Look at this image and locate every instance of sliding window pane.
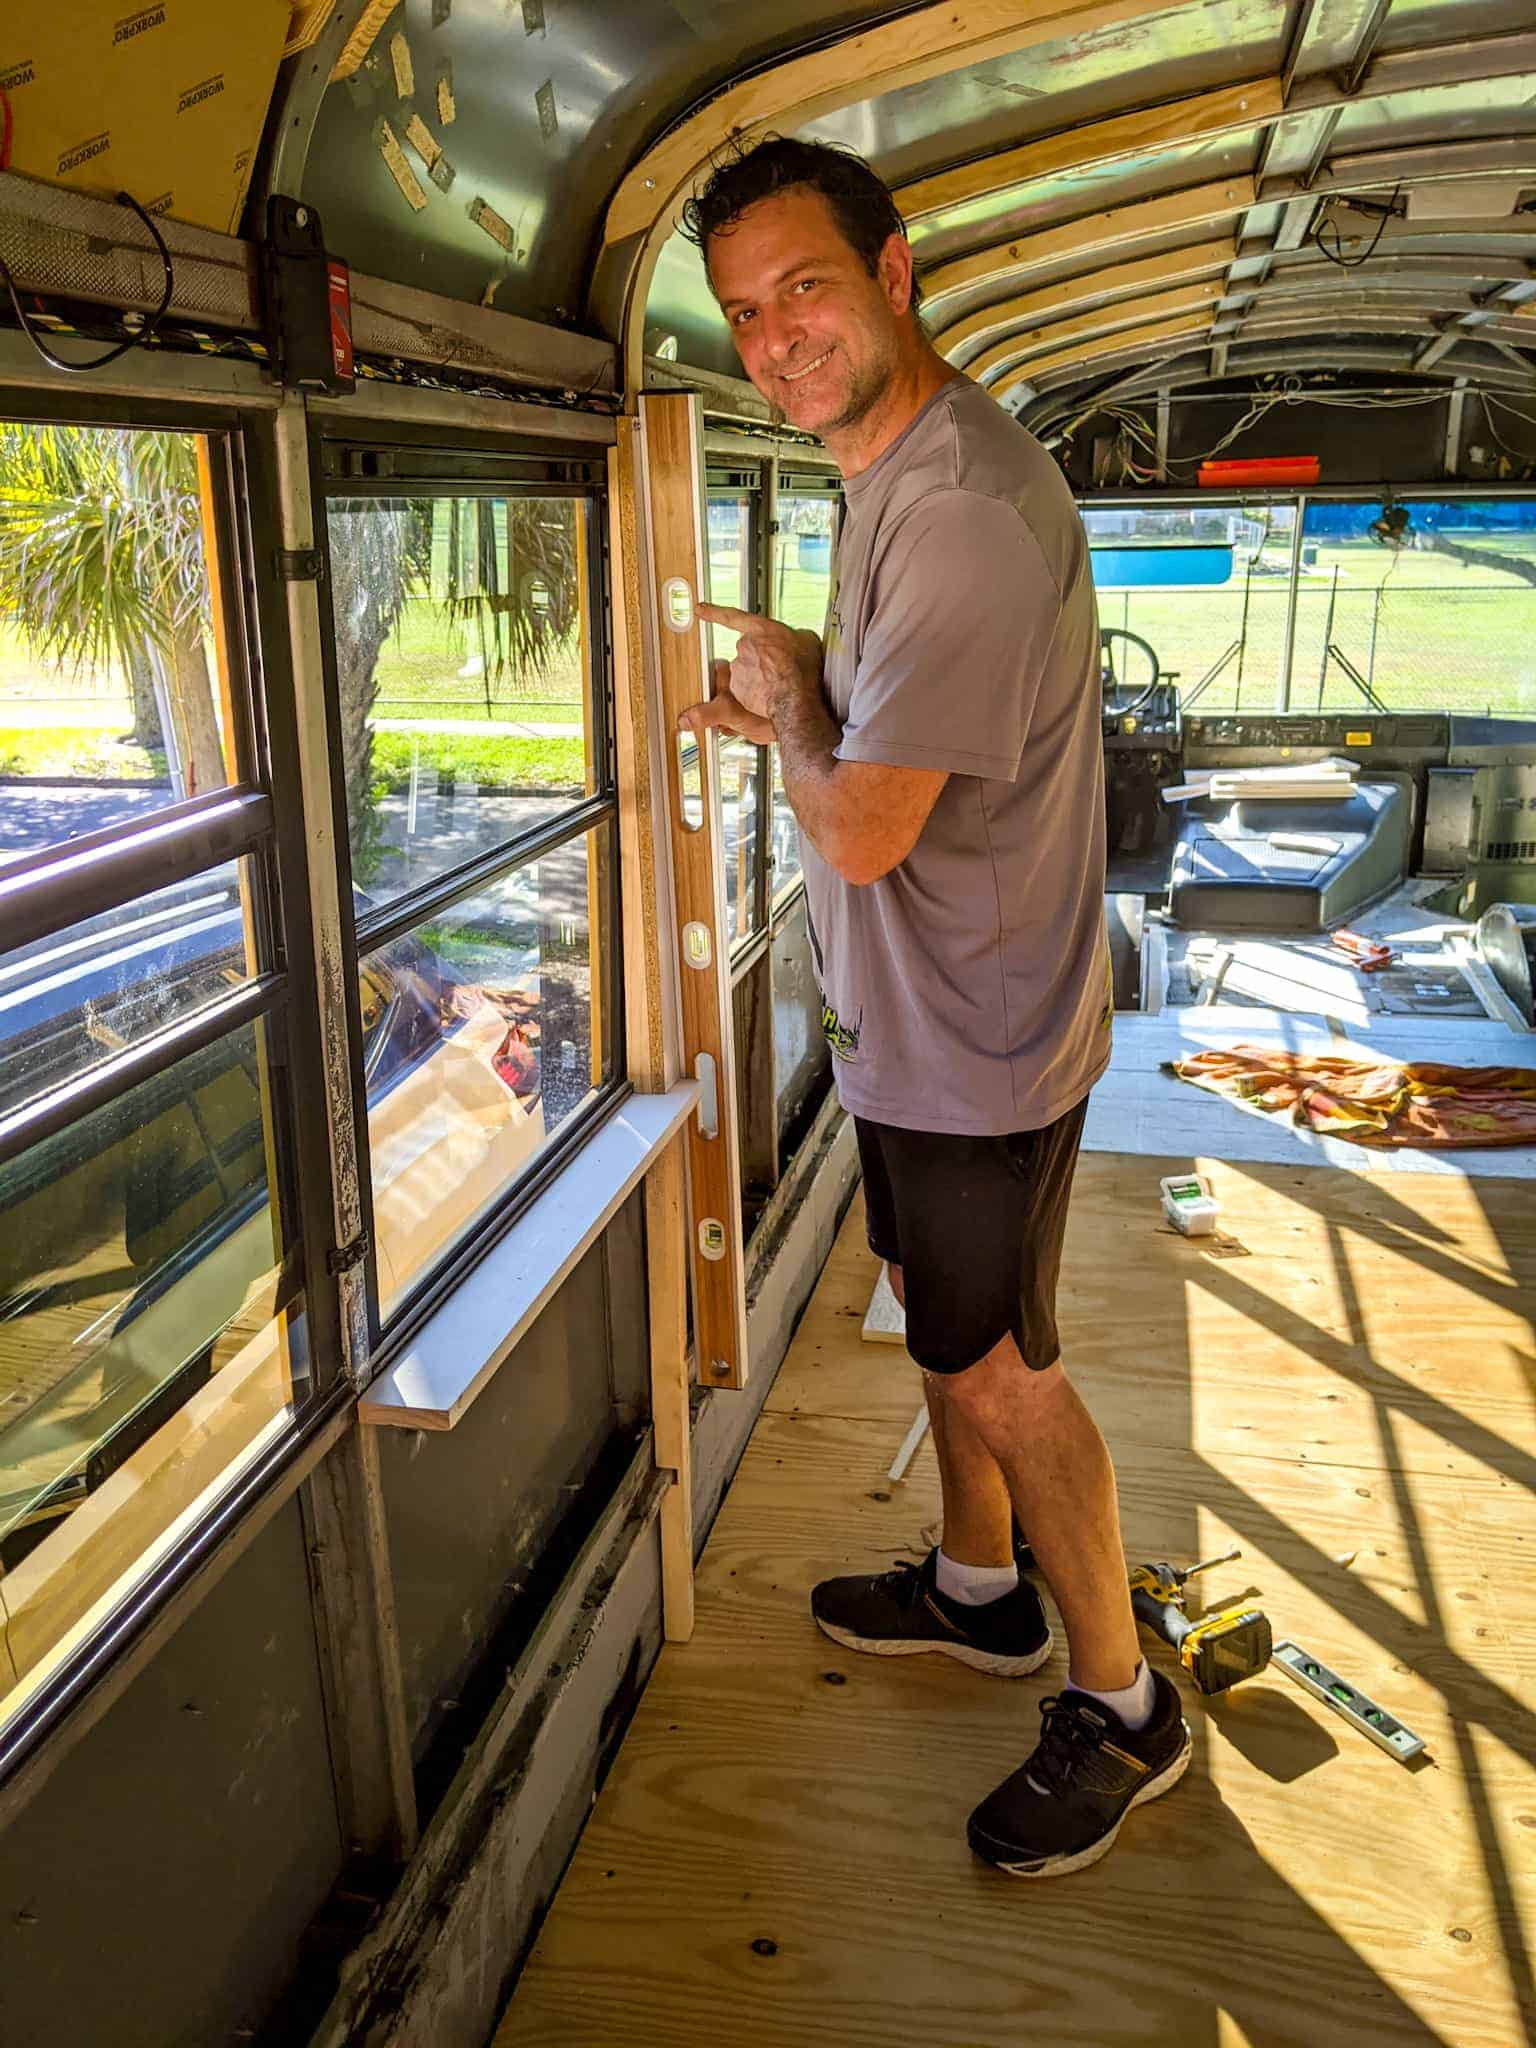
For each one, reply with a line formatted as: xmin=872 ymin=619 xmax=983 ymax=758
xmin=0 ymin=1017 xmax=302 ymax=1704
xmin=768 ymin=491 xmax=837 ymax=903
xmin=363 ymin=823 xmax=614 ymax=1316
xmin=720 ymin=741 xmax=762 ymax=945
xmin=326 ymin=495 xmax=599 ymax=909
xmin=0 ymin=422 xmax=233 ymax=860
xmin=707 ymin=490 xmax=764 ymax=948
xmin=0 ymin=860 xmax=255 ymax=1120
xmin=772 ymin=489 xmax=837 ymax=631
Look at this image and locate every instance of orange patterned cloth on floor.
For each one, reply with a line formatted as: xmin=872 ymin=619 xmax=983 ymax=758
xmin=1166 ymin=1046 xmax=1536 ymax=1148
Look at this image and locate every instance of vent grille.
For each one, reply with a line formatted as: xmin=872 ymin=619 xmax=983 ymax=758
xmin=1485 ymin=841 xmax=1536 ymax=863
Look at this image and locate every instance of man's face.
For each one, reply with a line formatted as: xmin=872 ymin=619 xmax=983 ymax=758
xmin=707 ymin=187 xmax=909 ymax=436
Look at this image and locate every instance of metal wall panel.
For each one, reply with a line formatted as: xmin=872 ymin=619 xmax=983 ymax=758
xmin=379 ymin=1192 xmax=648 ymax=1765
xmin=295 ymin=0 xmax=896 ymax=319
xmin=0 ymin=1500 xmax=342 ymax=2048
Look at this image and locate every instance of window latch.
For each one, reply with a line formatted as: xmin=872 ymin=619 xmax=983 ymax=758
xmin=327 ymin=1230 xmax=371 ymax=1277
xmin=275 ymin=547 xmax=326 ymax=582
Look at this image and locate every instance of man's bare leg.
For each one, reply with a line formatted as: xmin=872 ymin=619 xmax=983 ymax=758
xmin=889 ymin=1263 xmax=1012 ymax=1566
xmin=934 ymin=1333 xmax=1140 ymax=1692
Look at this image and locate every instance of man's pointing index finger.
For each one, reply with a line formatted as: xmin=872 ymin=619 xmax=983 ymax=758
xmin=696 ymin=601 xmax=763 ymax=633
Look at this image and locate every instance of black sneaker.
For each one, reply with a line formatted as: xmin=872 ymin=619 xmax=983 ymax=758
xmin=811 ymin=1549 xmax=1052 ymax=1677
xmin=967 ymin=1669 xmax=1191 ymax=1877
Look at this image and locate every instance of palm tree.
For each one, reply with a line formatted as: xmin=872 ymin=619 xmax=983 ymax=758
xmin=1 ymin=425 xmax=582 ymax=860
xmin=0 ymin=424 xmax=225 ymax=793
xmin=327 ymin=493 xmax=580 ymax=870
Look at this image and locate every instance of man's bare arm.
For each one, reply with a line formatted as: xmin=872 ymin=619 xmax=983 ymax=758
xmin=690 ymin=603 xmax=946 ymax=885
xmin=770 ymin=678 xmax=946 ymax=886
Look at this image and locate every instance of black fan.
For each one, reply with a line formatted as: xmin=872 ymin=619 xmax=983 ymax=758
xmin=1369 ymin=504 xmax=1413 ymax=550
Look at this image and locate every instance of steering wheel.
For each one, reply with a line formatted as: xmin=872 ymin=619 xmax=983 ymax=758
xmin=1100 ymin=626 xmax=1163 ymax=717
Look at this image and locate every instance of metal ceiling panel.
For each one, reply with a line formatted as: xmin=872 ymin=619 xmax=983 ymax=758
xmin=296 ymin=0 xmax=898 ymax=319
xmin=646 ymin=230 xmax=738 ymax=379
xmin=1333 ymin=76 xmax=1536 ymax=157
xmin=909 ymin=133 xmax=1258 ymax=265
xmin=1377 ymin=0 xmax=1536 ymax=56
xmin=799 ymin=0 xmax=1286 ymax=189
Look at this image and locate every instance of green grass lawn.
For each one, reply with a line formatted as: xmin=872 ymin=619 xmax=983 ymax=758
xmin=1096 ymin=539 xmax=1536 ymax=715
xmin=369 ymin=729 xmax=585 ymax=792
xmin=0 ymin=728 xmax=167 ymax=781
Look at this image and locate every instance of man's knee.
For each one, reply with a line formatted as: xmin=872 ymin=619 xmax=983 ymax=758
xmin=936 ymin=1339 xmax=1064 ymax=1421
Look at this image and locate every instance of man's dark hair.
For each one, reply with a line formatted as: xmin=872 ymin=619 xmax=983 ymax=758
xmin=679 ymin=134 xmax=923 ymax=314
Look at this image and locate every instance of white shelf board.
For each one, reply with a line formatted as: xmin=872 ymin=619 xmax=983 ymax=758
xmin=360 ymin=1081 xmax=700 ymax=1431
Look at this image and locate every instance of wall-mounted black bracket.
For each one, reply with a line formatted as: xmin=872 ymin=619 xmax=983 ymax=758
xmin=260 ymin=195 xmax=356 ymax=395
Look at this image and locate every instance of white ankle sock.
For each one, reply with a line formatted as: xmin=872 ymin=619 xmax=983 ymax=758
xmin=935 ymin=1548 xmax=1019 ymax=1607
xmin=1067 ymin=1659 xmax=1157 ymax=1732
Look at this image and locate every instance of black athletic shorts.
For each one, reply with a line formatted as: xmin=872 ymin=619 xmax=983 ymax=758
xmin=854 ymin=1096 xmax=1089 ymax=1377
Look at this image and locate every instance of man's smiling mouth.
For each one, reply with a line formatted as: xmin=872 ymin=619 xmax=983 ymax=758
xmin=781 ymin=347 xmax=834 ymax=384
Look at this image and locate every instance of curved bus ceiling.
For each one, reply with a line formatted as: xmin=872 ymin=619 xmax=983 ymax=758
xmin=285 ymin=0 xmax=1535 ymax=429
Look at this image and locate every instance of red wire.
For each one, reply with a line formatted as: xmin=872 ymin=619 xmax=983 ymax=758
xmin=0 ymin=88 xmax=12 ymax=173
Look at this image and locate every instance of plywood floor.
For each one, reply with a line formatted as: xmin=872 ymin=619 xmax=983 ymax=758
xmin=497 ymin=1153 xmax=1536 ymax=2048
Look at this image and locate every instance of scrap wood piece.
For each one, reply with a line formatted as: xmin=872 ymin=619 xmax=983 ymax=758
xmin=888 ymin=1406 xmax=930 ymax=1483
xmin=390 ymin=27 xmax=415 ymax=98
xmin=468 ymin=195 xmax=515 ymax=250
xmin=437 ymin=69 xmax=457 ymax=124
xmin=404 ymin=112 xmax=443 ymax=170
xmin=1167 ymin=1044 xmax=1536 ymax=1148
xmin=861 ymin=1261 xmax=906 ymax=1345
xmin=378 ymin=119 xmax=428 ymax=211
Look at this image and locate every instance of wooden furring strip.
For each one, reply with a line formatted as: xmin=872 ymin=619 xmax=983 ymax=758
xmin=638 ymin=390 xmax=750 ymax=1392
xmin=603 ymin=0 xmax=1187 ymax=247
xmin=921 ymin=177 xmax=1256 ymax=310
xmin=932 ymin=238 xmax=1234 ymax=358
xmin=968 ymin=277 xmax=1224 ymax=383
xmin=993 ymin=310 xmax=1214 ymax=396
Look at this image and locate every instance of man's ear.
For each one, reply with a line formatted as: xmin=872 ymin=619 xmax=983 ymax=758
xmin=878 ymin=231 xmax=916 ymax=317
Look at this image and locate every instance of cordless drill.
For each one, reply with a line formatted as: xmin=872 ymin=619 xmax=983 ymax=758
xmin=1129 ymin=1548 xmax=1272 ymax=1695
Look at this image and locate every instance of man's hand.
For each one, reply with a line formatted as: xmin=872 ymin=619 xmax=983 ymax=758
xmin=678 ymin=660 xmax=777 ymax=746
xmin=690 ymin=603 xmax=823 ymax=726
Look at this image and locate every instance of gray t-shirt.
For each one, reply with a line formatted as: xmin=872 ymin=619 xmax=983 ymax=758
xmin=800 ymin=375 xmax=1110 ymax=1137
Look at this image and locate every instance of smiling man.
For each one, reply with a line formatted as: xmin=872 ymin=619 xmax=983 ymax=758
xmin=679 ymin=137 xmax=1190 ymax=1879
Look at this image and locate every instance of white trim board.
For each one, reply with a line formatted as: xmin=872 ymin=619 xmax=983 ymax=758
xmin=361 ymin=1083 xmax=701 ymax=1430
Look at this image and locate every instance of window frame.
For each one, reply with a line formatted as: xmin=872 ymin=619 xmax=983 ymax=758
xmin=769 ymin=463 xmax=842 ymax=914
xmin=311 ymin=429 xmax=627 ymax=1361
xmin=704 ymin=466 xmax=772 ymax=974
xmin=0 ymin=394 xmax=349 ymax=1776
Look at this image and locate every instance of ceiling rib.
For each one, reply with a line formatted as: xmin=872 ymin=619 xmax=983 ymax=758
xmin=1338 ymin=0 xmax=1395 ymax=98
xmin=994 ymin=311 xmax=1215 ymax=395
xmin=922 ymin=178 xmax=1256 ymax=309
xmin=602 ymin=0 xmax=1181 ymax=246
xmin=935 ymin=143 xmax=1536 ymax=382
xmin=894 ymin=26 xmax=1536 ymax=246
xmin=933 ymin=239 xmax=1234 ymax=357
xmin=969 ymin=279 xmax=1225 ymax=383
